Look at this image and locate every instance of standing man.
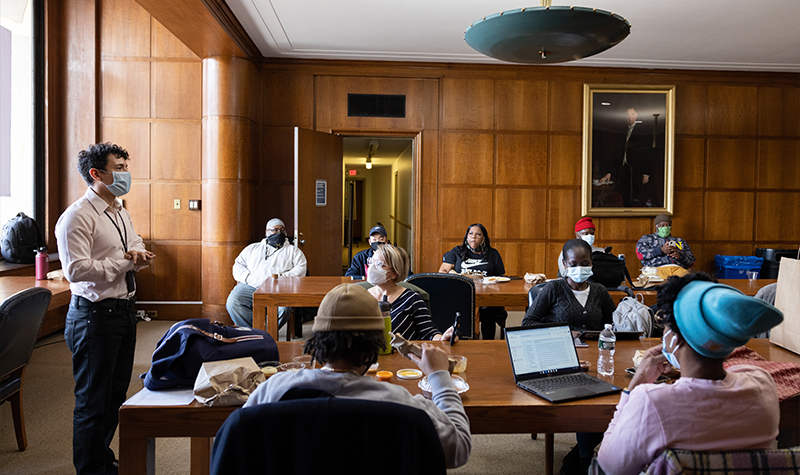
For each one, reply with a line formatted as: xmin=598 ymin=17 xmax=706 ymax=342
xmin=226 ymin=218 xmax=307 ymax=329
xmin=56 ymin=142 xmax=155 ymax=475
xmin=345 ymin=224 xmax=389 ymax=278
xmin=636 ymin=214 xmax=695 ymax=279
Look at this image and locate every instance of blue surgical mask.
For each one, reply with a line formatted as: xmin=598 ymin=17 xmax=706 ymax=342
xmin=564 ymin=266 xmax=593 ymax=283
xmin=661 ymin=329 xmax=681 ymax=369
xmin=580 ymin=234 xmax=596 ymax=246
xmin=100 ymin=170 xmax=132 ymax=197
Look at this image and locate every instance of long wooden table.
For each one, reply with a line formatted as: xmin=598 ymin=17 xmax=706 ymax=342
xmin=252 ymin=276 xmax=777 ymax=341
xmin=118 ymin=338 xmax=799 ymax=475
xmin=0 ymin=276 xmax=72 ymax=338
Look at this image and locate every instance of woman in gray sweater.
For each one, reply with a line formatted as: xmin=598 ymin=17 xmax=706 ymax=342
xmin=523 ymin=239 xmax=615 ymax=332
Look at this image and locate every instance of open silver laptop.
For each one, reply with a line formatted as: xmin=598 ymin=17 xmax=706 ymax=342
xmin=505 ymin=323 xmax=623 ymax=403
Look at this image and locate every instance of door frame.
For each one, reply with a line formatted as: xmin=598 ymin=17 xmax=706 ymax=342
xmin=333 ymin=130 xmax=421 ymax=273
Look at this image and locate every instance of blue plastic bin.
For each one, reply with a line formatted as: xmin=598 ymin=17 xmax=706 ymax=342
xmin=714 ymin=255 xmax=764 ymax=279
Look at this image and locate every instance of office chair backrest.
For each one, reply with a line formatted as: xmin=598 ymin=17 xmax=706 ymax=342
xmin=527 ymin=283 xmax=549 ymax=308
xmin=406 ymin=273 xmax=475 ymax=339
xmin=0 ymin=287 xmax=52 ymax=379
xmin=210 ymin=393 xmax=447 ymax=474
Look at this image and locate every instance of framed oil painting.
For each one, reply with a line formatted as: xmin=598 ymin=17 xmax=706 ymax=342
xmin=581 ymin=84 xmax=675 ymax=217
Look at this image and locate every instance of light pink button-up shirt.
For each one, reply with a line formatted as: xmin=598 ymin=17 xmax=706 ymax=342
xmin=598 ymin=365 xmax=780 ymax=475
xmin=56 ymin=188 xmax=147 ymax=302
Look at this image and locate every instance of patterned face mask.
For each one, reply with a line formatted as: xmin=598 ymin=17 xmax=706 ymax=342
xmin=657 ymin=226 xmax=672 ymax=238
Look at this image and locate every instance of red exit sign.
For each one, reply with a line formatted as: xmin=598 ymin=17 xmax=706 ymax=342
xmin=347 ymin=169 xmax=357 ymax=176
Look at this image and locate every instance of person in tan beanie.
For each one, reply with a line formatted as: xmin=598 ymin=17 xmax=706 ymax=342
xmin=244 ymin=284 xmax=472 ymax=468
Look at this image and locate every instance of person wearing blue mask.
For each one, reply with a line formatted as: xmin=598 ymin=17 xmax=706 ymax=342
xmin=523 ymin=238 xmax=616 ymax=474
xmin=226 ymin=218 xmax=307 ymax=329
xmin=56 ymin=142 xmax=155 ymax=475
xmin=596 ymin=273 xmax=784 ymax=475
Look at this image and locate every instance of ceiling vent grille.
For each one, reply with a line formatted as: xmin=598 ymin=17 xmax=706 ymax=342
xmin=347 ymin=94 xmax=406 ymax=118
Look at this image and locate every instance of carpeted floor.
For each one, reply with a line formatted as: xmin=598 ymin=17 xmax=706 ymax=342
xmin=0 ymin=313 xmax=580 ymax=474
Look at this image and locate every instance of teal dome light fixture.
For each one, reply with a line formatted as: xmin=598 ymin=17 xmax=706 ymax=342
xmin=464 ymin=1 xmax=631 ymax=64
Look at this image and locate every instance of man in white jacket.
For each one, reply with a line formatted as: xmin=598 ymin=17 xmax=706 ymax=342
xmin=226 ymin=218 xmax=307 ymax=328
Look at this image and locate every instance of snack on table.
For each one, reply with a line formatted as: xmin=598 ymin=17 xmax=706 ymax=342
xmin=376 ymin=371 xmax=393 ymax=382
xmin=524 ymin=273 xmax=547 ymax=284
xmin=390 ymin=333 xmax=457 ymax=373
xmin=632 ymin=350 xmax=646 ymax=369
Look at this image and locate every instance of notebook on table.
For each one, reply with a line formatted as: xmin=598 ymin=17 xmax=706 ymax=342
xmin=505 ymin=323 xmax=623 ymax=403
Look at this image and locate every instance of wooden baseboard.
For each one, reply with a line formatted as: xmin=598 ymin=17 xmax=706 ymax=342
xmin=136 ymin=303 xmax=204 ymax=321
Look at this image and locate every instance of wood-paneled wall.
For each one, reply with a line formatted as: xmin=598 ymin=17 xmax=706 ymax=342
xmin=98 ymin=0 xmax=203 ymax=302
xmin=262 ymin=61 xmax=799 ymax=278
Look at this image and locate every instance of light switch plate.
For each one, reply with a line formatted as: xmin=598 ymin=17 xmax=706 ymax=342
xmin=173 ymin=199 xmax=181 ymax=210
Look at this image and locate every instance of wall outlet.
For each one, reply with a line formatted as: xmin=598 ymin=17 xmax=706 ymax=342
xmin=188 ymin=199 xmax=201 ymax=211
xmin=173 ymin=199 xmax=181 ymax=210
xmin=145 ymin=310 xmax=158 ymax=319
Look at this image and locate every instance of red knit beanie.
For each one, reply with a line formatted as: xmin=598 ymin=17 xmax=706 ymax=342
xmin=575 ymin=217 xmax=595 ymax=233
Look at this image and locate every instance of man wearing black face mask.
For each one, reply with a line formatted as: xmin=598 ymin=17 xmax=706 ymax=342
xmin=226 ymin=218 xmax=307 ymax=329
xmin=345 ymin=224 xmax=411 ymax=279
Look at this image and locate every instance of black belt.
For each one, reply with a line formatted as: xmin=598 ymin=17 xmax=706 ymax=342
xmin=71 ymin=295 xmax=136 ymax=310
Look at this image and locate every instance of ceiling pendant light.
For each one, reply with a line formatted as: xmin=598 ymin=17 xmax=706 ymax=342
xmin=365 ymin=139 xmax=378 ymax=170
xmin=464 ymin=1 xmax=630 ymax=64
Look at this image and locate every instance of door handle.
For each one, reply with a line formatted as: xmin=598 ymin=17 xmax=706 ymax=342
xmin=299 ymin=239 xmax=306 ymax=245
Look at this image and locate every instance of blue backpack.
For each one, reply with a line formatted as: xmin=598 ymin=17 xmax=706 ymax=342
xmin=143 ymin=319 xmax=279 ymax=390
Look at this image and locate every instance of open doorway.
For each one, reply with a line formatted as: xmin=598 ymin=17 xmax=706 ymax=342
xmin=342 ymin=137 xmax=414 ymax=275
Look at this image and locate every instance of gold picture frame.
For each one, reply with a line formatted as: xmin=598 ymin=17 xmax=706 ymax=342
xmin=581 ymin=84 xmax=675 ymax=217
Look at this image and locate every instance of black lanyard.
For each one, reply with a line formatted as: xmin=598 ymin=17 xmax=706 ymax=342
xmin=104 ymin=211 xmax=128 ymax=252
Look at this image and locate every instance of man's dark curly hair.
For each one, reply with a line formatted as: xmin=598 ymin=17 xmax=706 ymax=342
xmin=77 ymin=142 xmax=129 ymax=186
xmin=303 ymin=330 xmax=386 ymax=369
xmin=655 ymin=272 xmax=717 ymax=337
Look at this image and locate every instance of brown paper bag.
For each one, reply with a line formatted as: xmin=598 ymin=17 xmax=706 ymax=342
xmin=193 ymin=357 xmax=266 ymax=406
xmin=771 ymin=249 xmax=800 ymax=355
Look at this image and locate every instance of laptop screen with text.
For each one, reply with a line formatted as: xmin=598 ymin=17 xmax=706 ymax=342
xmin=506 ymin=324 xmax=581 ymax=379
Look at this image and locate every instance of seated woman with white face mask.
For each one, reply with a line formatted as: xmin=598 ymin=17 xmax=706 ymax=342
xmin=595 ymin=273 xmax=784 ymax=475
xmin=523 ymin=239 xmax=615 ymax=332
xmin=366 ymin=244 xmax=456 ymax=342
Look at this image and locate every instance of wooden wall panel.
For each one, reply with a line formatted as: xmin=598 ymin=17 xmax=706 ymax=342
xmin=671 ymin=190 xmax=704 ymax=242
xmin=675 ymin=84 xmax=706 ymax=135
xmin=202 ymin=243 xmax=243 ymax=309
xmin=151 ymin=62 xmax=202 ymax=119
xmin=439 ymin=188 xmax=493 ymax=239
xmin=755 ymin=192 xmax=800 ymax=242
xmin=101 ymin=0 xmax=150 ymax=57
xmin=492 ymin=242 xmax=546 ymax=276
xmin=442 ymin=78 xmax=493 ymax=130
xmin=125 ymin=182 xmax=151 ymax=240
xmin=758 ymin=140 xmax=800 ymax=189
xmin=549 ymin=135 xmax=582 ymax=186
xmin=152 ymin=183 xmax=202 ymax=240
xmin=598 ymin=217 xmax=652 ymax=242
xmin=263 ymin=72 xmax=313 ymax=128
xmin=202 ymin=181 xmax=252 ymax=242
xmin=493 ymin=188 xmax=547 ymax=240
xmin=705 ymin=191 xmax=754 ymax=241
xmin=547 ymin=189 xmax=581 ymax=241
xmin=441 ymin=133 xmax=493 ymax=185
xmin=102 ymin=61 xmax=151 ymax=118
xmin=151 ymin=19 xmax=197 ymax=58
xmin=707 ymin=85 xmax=757 ymax=136
xmin=707 ymin=139 xmax=756 ymax=189
xmin=151 ymin=243 xmax=202 ymax=301
xmin=495 ymin=80 xmax=548 ymax=131
xmin=101 ymin=120 xmax=150 ymax=179
xmin=151 ymin=122 xmax=202 ymax=180
xmin=133 ymin=242 xmax=153 ymax=300
xmin=758 ymin=86 xmax=800 ymax=137
xmin=496 ymin=134 xmax=547 ymax=186
xmin=549 ymin=81 xmax=582 ymax=133
xmin=674 ymin=138 xmax=704 ymax=188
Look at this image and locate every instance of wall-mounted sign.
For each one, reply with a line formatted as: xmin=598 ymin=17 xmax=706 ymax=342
xmin=348 ymin=169 xmax=357 ymax=176
xmin=316 ymin=179 xmax=327 ymax=207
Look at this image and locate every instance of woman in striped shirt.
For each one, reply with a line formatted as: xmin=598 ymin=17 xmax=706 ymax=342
xmin=366 ymin=244 xmax=456 ymax=341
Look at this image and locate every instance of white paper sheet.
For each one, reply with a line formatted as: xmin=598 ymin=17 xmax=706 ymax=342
xmin=123 ymin=388 xmax=195 ymax=406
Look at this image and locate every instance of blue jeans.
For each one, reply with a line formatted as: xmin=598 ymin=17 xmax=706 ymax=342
xmin=226 ymin=282 xmax=292 ymax=329
xmin=65 ymin=296 xmax=137 ymax=475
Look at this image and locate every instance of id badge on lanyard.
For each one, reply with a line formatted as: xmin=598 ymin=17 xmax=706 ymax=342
xmin=105 ymin=211 xmax=136 ymax=293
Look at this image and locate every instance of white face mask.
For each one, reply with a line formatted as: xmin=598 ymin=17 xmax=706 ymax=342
xmin=580 ymin=234 xmax=595 ymax=246
xmin=367 ymin=263 xmax=390 ymax=286
xmin=661 ymin=329 xmax=682 ymax=369
xmin=564 ymin=266 xmax=593 ymax=283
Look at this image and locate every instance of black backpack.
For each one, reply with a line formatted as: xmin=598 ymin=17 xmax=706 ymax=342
xmin=1 ymin=212 xmax=44 ymax=264
xmin=590 ymin=251 xmax=626 ymax=287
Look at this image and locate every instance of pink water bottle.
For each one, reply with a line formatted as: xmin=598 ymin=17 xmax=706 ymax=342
xmin=35 ymin=248 xmax=49 ymax=280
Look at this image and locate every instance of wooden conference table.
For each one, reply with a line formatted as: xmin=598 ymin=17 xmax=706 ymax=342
xmin=252 ymin=276 xmax=777 ymax=341
xmin=0 ymin=276 xmax=72 ymax=337
xmin=118 ymin=338 xmax=799 ymax=475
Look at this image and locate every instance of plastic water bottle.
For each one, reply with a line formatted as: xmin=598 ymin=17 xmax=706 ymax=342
xmin=597 ymin=323 xmax=616 ymax=376
xmin=379 ymin=295 xmax=393 ymax=355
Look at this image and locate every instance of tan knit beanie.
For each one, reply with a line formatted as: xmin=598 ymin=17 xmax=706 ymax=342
xmin=312 ymin=284 xmax=385 ymax=332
